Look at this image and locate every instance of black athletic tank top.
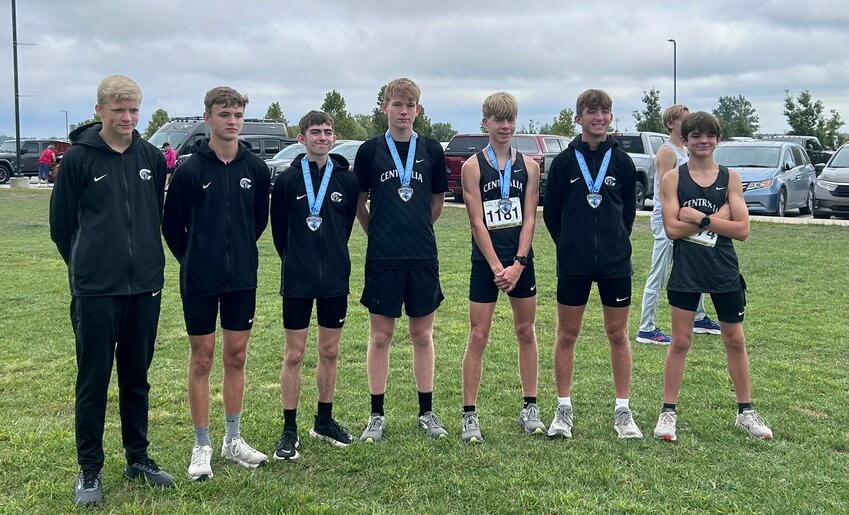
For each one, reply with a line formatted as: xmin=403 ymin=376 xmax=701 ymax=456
xmin=667 ymin=164 xmax=741 ymax=293
xmin=471 ymin=150 xmax=534 ymax=262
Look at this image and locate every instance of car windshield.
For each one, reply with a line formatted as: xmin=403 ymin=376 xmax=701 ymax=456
xmin=828 ymin=148 xmax=849 ymax=168
xmin=148 ymin=131 xmax=187 ymax=148
xmin=271 ymin=144 xmax=305 ymax=160
xmin=0 ymin=141 xmax=18 ymax=152
xmin=612 ymin=136 xmax=645 ymax=154
xmin=334 ymin=143 xmax=362 ymax=160
xmin=445 ymin=136 xmax=489 ymax=153
xmin=714 ymin=146 xmax=780 ymax=168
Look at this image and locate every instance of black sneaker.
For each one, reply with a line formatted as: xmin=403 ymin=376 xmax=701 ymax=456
xmin=124 ymin=457 xmax=175 ymax=487
xmin=274 ymin=429 xmax=300 ymax=461
xmin=74 ymin=470 xmax=103 ymax=506
xmin=309 ymin=417 xmax=353 ymax=447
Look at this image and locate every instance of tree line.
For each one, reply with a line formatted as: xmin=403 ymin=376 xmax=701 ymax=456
xmin=75 ymin=86 xmax=845 ymax=149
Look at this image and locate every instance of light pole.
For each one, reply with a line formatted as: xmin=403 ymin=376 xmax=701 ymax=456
xmin=667 ymin=38 xmax=677 ymax=104
xmin=60 ymin=109 xmax=68 ymax=139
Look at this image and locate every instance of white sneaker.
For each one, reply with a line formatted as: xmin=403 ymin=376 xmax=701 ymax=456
xmin=653 ymin=411 xmax=677 ymax=441
xmin=221 ymin=437 xmax=268 ymax=468
xmin=735 ymin=410 xmax=773 ymax=439
xmin=614 ymin=407 xmax=644 ymax=439
xmin=547 ymin=404 xmax=573 ymax=438
xmin=187 ymin=445 xmax=213 ymax=481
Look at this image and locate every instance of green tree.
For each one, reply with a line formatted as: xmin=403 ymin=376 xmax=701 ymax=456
xmin=74 ymin=113 xmax=102 ymax=129
xmin=143 ymin=108 xmax=170 ymax=140
xmin=321 ymin=90 xmax=359 ymax=139
xmin=371 ymin=85 xmax=389 ymax=135
xmin=516 ymin=119 xmax=541 ymax=134
xmin=784 ymin=90 xmax=845 ymax=149
xmin=264 ymin=101 xmax=289 ymax=126
xmin=540 ymin=108 xmax=576 ymax=137
xmin=353 ymin=114 xmax=376 ymax=138
xmin=632 ymin=88 xmax=665 ymax=133
xmin=712 ymin=95 xmax=759 ymax=140
xmin=413 ymin=105 xmax=433 ymax=138
xmin=431 ymin=122 xmax=457 ymax=142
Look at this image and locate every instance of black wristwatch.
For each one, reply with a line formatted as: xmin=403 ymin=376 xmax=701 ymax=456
xmin=513 ymin=255 xmax=529 ymax=267
xmin=698 ymin=215 xmax=711 ymax=229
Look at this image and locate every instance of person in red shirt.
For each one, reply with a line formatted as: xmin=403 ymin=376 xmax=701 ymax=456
xmin=162 ymin=142 xmax=177 ymax=189
xmin=39 ymin=144 xmax=56 ymax=184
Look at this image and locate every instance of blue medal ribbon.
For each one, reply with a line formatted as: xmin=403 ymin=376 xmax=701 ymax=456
xmin=575 ymin=148 xmax=612 ymax=208
xmin=301 ymin=155 xmax=334 ymax=229
xmin=385 ymin=130 xmax=417 ymax=200
xmin=485 ymin=144 xmax=514 ymax=201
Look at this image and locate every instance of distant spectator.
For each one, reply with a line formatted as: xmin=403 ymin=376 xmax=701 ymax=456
xmin=162 ymin=142 xmax=176 ymax=188
xmin=38 ymin=144 xmax=56 ymax=184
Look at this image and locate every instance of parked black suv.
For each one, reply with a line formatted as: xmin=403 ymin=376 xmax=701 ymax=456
xmin=762 ymin=135 xmax=833 ymax=167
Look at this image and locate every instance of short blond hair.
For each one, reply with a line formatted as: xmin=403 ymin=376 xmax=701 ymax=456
xmin=482 ymin=92 xmax=518 ymax=120
xmin=383 ymin=78 xmax=421 ymax=105
xmin=96 ymin=75 xmax=142 ymax=105
xmin=575 ymin=89 xmax=612 ymax=115
xmin=204 ymin=86 xmax=249 ymax=113
xmin=663 ymin=104 xmax=689 ymax=130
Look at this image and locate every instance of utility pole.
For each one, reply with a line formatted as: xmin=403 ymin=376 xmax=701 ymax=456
xmin=12 ymin=0 xmax=22 ymax=176
xmin=667 ymin=38 xmax=677 ymax=104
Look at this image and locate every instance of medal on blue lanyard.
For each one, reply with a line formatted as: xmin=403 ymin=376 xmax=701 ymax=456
xmin=575 ymin=149 xmax=612 ymax=209
xmin=385 ymin=130 xmax=417 ymax=202
xmin=485 ymin=144 xmax=514 ymax=214
xmin=301 ymin=156 xmax=334 ymax=231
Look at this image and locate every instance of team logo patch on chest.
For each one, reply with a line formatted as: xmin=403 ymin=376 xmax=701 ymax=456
xmin=240 ymin=178 xmax=252 ymax=189
xmin=330 ymin=191 xmax=343 ymax=203
xmin=604 ymin=176 xmax=616 ymax=187
xmin=139 ymin=169 xmax=152 ymax=181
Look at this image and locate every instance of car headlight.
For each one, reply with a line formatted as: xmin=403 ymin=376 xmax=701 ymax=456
xmin=744 ymin=179 xmax=773 ymax=191
xmin=816 ymin=178 xmax=838 ymax=192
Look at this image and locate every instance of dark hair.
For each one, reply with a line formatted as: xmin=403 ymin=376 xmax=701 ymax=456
xmin=576 ymin=89 xmax=612 ymax=115
xmin=681 ymin=111 xmax=722 ymax=141
xmin=162 ymin=142 xmax=171 ymax=148
xmin=203 ymin=86 xmax=249 ymax=113
xmin=298 ymin=110 xmax=335 ymax=135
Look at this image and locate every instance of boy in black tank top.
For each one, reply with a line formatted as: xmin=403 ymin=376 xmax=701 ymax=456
xmin=654 ymin=112 xmax=772 ymax=442
xmin=354 ymin=78 xmax=449 ymax=442
xmin=459 ymin=93 xmax=544 ymax=443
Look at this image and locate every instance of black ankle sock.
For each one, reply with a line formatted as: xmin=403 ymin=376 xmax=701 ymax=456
xmin=662 ymin=403 xmax=677 ymax=413
xmin=418 ymin=391 xmax=433 ymax=416
xmin=317 ymin=402 xmax=333 ymax=424
xmin=463 ymin=405 xmax=476 ymax=414
xmin=283 ymin=409 xmax=297 ymax=432
xmin=737 ymin=402 xmax=752 ymax=414
xmin=523 ymin=396 xmax=537 ymax=409
xmin=370 ymin=393 xmax=385 ymax=416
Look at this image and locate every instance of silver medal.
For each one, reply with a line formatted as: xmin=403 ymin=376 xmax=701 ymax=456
xmin=306 ymin=215 xmax=322 ymax=231
xmin=587 ymin=193 xmax=602 ymax=209
xmin=398 ymin=187 xmax=414 ymax=202
xmin=498 ymin=198 xmax=512 ymax=214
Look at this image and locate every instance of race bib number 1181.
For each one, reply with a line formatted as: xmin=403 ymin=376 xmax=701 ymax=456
xmin=483 ymin=197 xmax=523 ymax=230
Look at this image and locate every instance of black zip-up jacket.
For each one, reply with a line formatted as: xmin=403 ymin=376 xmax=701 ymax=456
xmin=271 ymin=153 xmax=358 ymax=298
xmin=50 ymin=123 xmax=166 ymax=296
xmin=162 ymin=138 xmax=270 ymax=297
xmin=543 ymin=134 xmax=637 ymax=279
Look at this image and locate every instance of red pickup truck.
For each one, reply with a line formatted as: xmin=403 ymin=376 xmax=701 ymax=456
xmin=444 ymin=133 xmax=570 ymax=203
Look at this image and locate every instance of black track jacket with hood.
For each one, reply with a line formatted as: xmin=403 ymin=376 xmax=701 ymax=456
xmin=49 ymin=123 xmax=167 ymax=296
xmin=162 ymin=138 xmax=270 ymax=297
xmin=271 ymin=153 xmax=358 ymax=299
xmin=543 ymin=134 xmax=637 ymax=279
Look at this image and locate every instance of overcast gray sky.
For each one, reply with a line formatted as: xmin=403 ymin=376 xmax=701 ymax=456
xmin=2 ymin=0 xmax=848 ymax=139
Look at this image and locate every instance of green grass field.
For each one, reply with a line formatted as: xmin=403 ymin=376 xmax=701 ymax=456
xmin=1 ymin=188 xmax=848 ymax=514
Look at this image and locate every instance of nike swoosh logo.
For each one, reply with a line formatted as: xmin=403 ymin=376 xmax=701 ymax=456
xmin=530 ymin=285 xmax=536 ymax=291
xmin=513 ymin=168 xmax=524 ymax=173
xmin=297 ymin=194 xmax=307 ymax=200
xmin=94 ymin=174 xmax=107 ymax=182
xmin=339 ymin=318 xmax=346 ymax=323
xmin=570 ymin=177 xmax=580 ymax=183
xmin=203 ymin=182 xmax=212 ymax=189
xmin=716 ymin=186 xmax=726 ymax=190
xmin=248 ymin=318 xmax=254 ymax=323
xmin=415 ymin=159 xmax=425 ymax=163
xmin=616 ymin=296 xmax=629 ymax=302
xmin=152 ymin=290 xmax=161 ymax=296
xmin=738 ymin=311 xmax=745 ymax=316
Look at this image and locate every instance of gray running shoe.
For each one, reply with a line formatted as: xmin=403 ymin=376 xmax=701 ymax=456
xmin=221 ymin=436 xmax=268 ymax=468
xmin=461 ymin=411 xmax=483 ymax=443
xmin=653 ymin=411 xmax=677 ymax=441
xmin=188 ymin=444 xmax=214 ymax=481
xmin=417 ymin=411 xmax=448 ymax=438
xmin=735 ymin=409 xmax=773 ymax=439
xmin=614 ymin=407 xmax=644 ymax=439
xmin=517 ymin=403 xmax=547 ymax=434
xmin=359 ymin=413 xmax=386 ymax=443
xmin=547 ymin=404 xmax=573 ymax=438
xmin=74 ymin=470 xmax=102 ymax=506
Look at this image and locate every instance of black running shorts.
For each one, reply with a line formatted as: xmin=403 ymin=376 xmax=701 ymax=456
xmin=469 ymin=260 xmax=536 ymax=303
xmin=181 ymin=289 xmax=256 ymax=335
xmin=360 ymin=263 xmax=444 ymax=318
xmin=283 ymin=295 xmax=348 ymax=330
xmin=556 ymin=277 xmax=632 ymax=308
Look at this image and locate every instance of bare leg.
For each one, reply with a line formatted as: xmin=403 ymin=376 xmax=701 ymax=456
xmin=462 ymin=302 xmax=496 ymax=406
xmin=553 ymin=304 xmax=586 ymax=397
